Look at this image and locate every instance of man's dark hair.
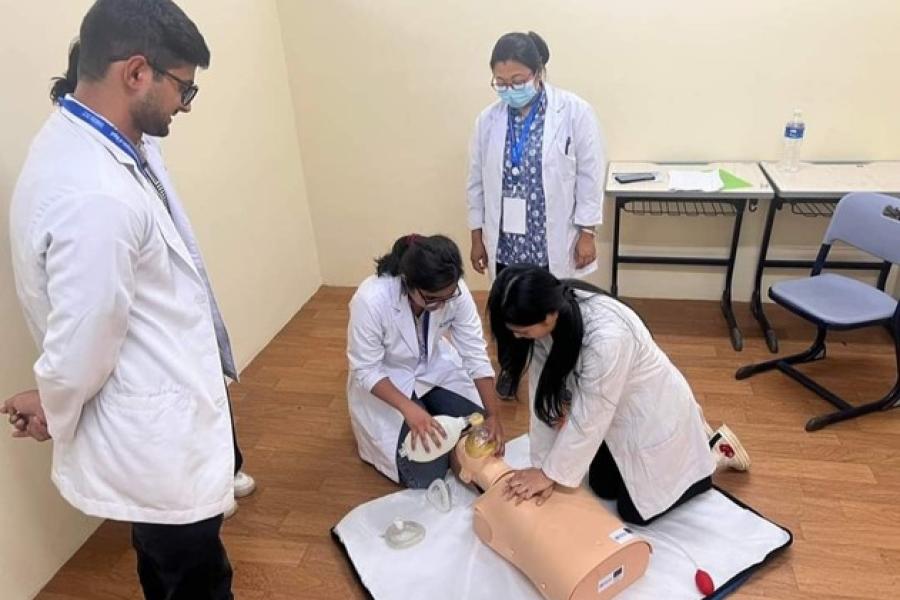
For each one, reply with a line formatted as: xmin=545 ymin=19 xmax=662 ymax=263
xmin=78 ymin=0 xmax=210 ymax=81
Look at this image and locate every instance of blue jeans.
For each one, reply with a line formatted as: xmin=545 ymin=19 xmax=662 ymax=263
xmin=395 ymin=386 xmax=483 ymax=489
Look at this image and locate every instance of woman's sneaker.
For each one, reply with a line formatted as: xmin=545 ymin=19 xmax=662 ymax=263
xmin=709 ymin=424 xmax=751 ymax=471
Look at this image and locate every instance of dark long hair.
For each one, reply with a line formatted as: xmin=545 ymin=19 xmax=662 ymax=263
xmin=50 ymin=40 xmax=81 ymax=104
xmin=375 ymin=234 xmax=463 ymax=292
xmin=490 ymin=31 xmax=550 ymax=75
xmin=487 ymin=265 xmax=611 ymax=427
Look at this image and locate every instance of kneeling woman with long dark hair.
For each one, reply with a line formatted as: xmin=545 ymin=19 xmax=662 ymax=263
xmin=347 ymin=234 xmax=505 ymax=489
xmin=488 ymin=265 xmax=748 ymax=524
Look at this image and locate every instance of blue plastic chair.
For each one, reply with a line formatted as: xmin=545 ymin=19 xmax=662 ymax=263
xmin=736 ymin=192 xmax=900 ymax=431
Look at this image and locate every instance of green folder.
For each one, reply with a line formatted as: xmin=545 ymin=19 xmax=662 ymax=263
xmin=718 ymin=169 xmax=752 ymax=190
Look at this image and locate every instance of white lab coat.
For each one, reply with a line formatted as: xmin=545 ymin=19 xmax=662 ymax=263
xmin=9 ymin=103 xmax=234 ymax=524
xmin=466 ymin=84 xmax=607 ymax=280
xmin=529 ymin=292 xmax=716 ymax=521
xmin=347 ymin=275 xmax=495 ymax=482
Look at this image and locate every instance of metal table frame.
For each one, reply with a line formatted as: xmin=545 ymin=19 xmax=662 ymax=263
xmin=611 ymin=195 xmax=754 ymax=351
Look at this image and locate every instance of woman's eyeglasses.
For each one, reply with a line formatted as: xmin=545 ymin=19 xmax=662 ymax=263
xmin=412 ymin=285 xmax=462 ymax=309
xmin=490 ymin=77 xmax=534 ymax=93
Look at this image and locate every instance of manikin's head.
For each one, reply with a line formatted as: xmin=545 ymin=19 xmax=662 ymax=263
xmin=452 ymin=436 xmax=513 ymax=491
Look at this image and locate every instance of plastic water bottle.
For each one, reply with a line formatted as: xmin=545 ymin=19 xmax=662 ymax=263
xmin=781 ymin=109 xmax=805 ymax=172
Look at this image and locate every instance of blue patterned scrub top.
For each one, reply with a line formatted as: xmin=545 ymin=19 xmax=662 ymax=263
xmin=497 ymin=90 xmax=549 ymax=267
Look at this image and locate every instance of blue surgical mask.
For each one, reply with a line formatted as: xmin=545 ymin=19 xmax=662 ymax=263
xmin=498 ymin=80 xmax=539 ymax=109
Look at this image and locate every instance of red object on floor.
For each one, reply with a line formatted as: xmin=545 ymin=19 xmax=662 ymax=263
xmin=695 ymin=569 xmax=715 ymax=595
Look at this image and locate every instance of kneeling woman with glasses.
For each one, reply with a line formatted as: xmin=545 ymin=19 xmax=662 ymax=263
xmin=347 ymin=234 xmax=505 ymax=488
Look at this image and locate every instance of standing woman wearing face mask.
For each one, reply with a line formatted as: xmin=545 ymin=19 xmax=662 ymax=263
xmin=467 ymin=31 xmax=607 ymax=284
xmin=347 ymin=234 xmax=505 ymax=489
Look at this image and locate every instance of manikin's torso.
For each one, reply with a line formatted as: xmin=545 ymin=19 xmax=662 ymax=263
xmin=454 ymin=437 xmax=651 ymax=600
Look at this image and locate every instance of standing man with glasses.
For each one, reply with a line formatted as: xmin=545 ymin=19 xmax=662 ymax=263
xmin=2 ymin=1 xmax=248 ymax=597
xmin=466 ymin=31 xmax=607 ymax=398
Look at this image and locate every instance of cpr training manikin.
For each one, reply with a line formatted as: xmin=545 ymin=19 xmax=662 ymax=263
xmin=451 ymin=416 xmax=652 ymax=600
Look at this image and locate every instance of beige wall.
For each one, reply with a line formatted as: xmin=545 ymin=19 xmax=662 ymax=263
xmin=277 ymin=0 xmax=900 ymax=298
xmin=2 ymin=1 xmax=899 ymax=597
xmin=0 ymin=1 xmax=320 ymax=598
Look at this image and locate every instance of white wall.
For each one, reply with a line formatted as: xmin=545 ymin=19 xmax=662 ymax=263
xmin=277 ymin=0 xmax=900 ymax=298
xmin=0 ymin=1 xmax=321 ymax=597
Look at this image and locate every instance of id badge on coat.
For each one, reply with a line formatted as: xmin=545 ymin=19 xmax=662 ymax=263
xmin=502 ymin=196 xmax=527 ymax=235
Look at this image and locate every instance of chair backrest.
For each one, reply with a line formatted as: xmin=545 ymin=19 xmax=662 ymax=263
xmin=824 ymin=192 xmax=900 ymax=264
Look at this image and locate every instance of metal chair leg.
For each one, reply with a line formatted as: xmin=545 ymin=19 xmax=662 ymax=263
xmin=784 ymin=320 xmax=899 ymax=431
xmin=735 ymin=326 xmax=827 ymax=380
xmin=777 ymin=362 xmax=853 ymax=411
xmin=806 ymin=380 xmax=900 ymax=431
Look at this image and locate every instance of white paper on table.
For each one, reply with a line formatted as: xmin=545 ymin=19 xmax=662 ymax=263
xmin=667 ymin=170 xmax=724 ymax=192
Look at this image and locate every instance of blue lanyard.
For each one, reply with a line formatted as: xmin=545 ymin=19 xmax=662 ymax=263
xmin=61 ymin=97 xmax=170 ymax=210
xmin=61 ymin=97 xmax=146 ymax=172
xmin=507 ymin=90 xmax=543 ymax=172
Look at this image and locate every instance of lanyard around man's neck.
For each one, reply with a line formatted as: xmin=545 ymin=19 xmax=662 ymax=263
xmin=61 ymin=96 xmax=171 ymax=213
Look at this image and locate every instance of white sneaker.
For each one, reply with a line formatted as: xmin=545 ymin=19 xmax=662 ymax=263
xmin=710 ymin=424 xmax=751 ymax=471
xmin=223 ymin=498 xmax=238 ymax=520
xmin=234 ymin=470 xmax=256 ymax=498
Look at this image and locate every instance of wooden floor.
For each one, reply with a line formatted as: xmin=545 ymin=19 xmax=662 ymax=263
xmin=36 ymin=286 xmax=900 ymax=600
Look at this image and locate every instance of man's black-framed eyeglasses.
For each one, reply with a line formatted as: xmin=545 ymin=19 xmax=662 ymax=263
xmin=147 ymin=61 xmax=199 ymax=106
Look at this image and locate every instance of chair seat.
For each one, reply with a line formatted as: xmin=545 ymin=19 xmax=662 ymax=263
xmin=770 ymin=273 xmax=897 ymax=327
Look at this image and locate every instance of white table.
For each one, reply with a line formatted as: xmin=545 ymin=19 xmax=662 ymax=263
xmin=606 ymin=162 xmax=773 ymax=351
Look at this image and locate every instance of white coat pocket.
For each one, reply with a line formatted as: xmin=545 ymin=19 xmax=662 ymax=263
xmin=638 ymin=429 xmax=690 ymax=501
xmin=556 ymin=138 xmax=577 ymax=180
xmin=92 ymin=389 xmax=196 ymax=506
